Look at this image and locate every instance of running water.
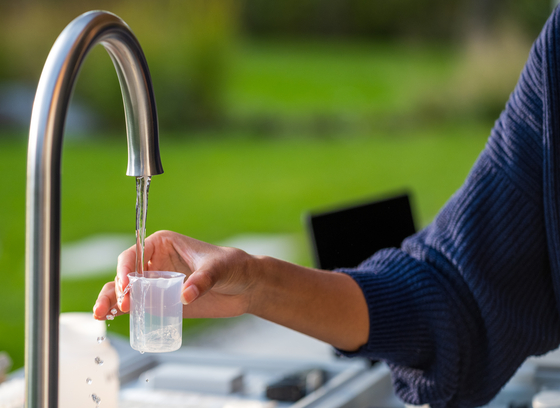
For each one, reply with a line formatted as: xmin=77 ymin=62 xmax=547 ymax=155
xmin=136 ymin=176 xmax=151 ymax=276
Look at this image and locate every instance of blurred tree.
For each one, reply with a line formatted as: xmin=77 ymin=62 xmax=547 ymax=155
xmin=0 ymin=0 xmax=553 ymax=134
xmin=104 ymin=0 xmax=240 ymax=131
xmin=507 ymin=0 xmax=555 ymax=37
xmin=239 ymin=0 xmax=551 ymax=41
xmin=0 ymin=0 xmax=239 ymax=132
xmin=241 ymin=0 xmax=458 ymax=39
xmin=463 ymin=0 xmax=506 ymax=40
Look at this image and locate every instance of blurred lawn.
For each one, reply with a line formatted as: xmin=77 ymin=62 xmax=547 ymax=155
xmin=226 ymin=40 xmax=455 ymax=119
xmin=0 ymin=39 xmax=498 ymax=371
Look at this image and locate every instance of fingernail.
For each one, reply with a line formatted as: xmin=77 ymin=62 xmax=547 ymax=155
xmin=181 ymin=285 xmax=199 ymax=305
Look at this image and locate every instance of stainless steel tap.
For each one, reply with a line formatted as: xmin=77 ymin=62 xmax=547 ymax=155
xmin=25 ymin=11 xmax=163 ymax=408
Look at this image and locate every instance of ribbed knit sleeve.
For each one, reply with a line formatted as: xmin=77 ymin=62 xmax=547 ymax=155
xmin=336 ymin=9 xmax=560 ymax=408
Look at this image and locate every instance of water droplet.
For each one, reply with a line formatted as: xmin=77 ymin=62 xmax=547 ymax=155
xmin=91 ymin=394 xmax=101 ymax=404
xmin=111 ymin=308 xmax=117 ymax=315
xmin=107 ymin=323 xmax=110 ymax=327
xmin=139 ymin=351 xmax=144 ymax=354
xmin=106 ymin=314 xmax=114 ymax=321
xmin=145 ymin=378 xmax=149 ymax=383
xmin=97 ymin=336 xmax=105 ymax=344
xmin=118 ymin=283 xmax=132 ymax=303
xmin=94 ymin=357 xmax=104 ymax=366
xmin=86 ymin=378 xmax=92 ymax=385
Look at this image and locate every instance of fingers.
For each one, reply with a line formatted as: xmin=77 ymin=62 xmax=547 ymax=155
xmin=115 ymin=274 xmax=131 ymax=313
xmin=116 ymin=246 xmax=135 ymax=291
xmin=117 ymin=234 xmax=162 ymax=283
xmin=115 ymin=244 xmax=140 ymax=312
xmin=93 ymin=281 xmax=117 ymax=320
xmin=115 ymin=235 xmax=164 ymax=312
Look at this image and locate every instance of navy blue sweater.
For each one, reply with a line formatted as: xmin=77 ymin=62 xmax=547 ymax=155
xmin=337 ymin=8 xmax=560 ymax=408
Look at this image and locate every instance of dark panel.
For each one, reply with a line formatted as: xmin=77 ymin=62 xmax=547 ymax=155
xmin=305 ymin=193 xmax=416 ymax=270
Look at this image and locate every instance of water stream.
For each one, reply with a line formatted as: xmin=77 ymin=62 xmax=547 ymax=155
xmin=135 ymin=176 xmax=151 ymax=276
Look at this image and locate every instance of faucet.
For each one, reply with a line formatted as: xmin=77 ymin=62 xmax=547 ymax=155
xmin=25 ymin=11 xmax=163 ymax=407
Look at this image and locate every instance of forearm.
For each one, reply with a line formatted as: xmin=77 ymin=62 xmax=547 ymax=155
xmin=248 ymin=255 xmax=369 ymax=352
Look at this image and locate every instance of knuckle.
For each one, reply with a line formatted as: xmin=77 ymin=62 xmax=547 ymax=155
xmin=153 ymin=230 xmax=172 ymax=241
xmin=102 ymin=281 xmax=114 ymax=292
xmin=117 ymin=252 xmax=127 ymax=263
xmin=194 ymin=270 xmax=217 ymax=293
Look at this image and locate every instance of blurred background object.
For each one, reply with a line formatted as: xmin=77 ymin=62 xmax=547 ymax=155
xmin=0 ymin=0 xmax=554 ymax=373
xmin=0 ymin=352 xmax=12 ymax=383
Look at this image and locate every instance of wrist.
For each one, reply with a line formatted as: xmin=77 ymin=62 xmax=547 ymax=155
xmin=240 ymin=255 xmax=370 ymax=351
xmin=244 ymin=254 xmax=274 ymax=316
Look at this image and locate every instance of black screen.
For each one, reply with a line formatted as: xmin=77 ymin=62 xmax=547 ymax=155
xmin=305 ymin=193 xmax=416 ymax=270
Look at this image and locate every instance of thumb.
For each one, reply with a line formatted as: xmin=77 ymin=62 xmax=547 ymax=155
xmin=181 ymin=269 xmax=217 ymax=305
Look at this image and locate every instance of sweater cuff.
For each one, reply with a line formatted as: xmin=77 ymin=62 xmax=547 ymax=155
xmin=334 ymin=248 xmax=440 ymax=368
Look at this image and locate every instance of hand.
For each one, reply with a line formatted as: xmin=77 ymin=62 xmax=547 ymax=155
xmin=93 ymin=230 xmax=369 ymax=351
xmin=93 ymin=230 xmax=257 ymax=320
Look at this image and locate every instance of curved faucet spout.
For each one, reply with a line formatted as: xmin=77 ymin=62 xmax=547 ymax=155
xmin=25 ymin=10 xmax=163 ymax=408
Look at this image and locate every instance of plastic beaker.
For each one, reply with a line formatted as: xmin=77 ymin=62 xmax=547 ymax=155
xmin=128 ymin=271 xmax=185 ymax=353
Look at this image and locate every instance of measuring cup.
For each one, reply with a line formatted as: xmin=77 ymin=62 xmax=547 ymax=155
xmin=128 ymin=271 xmax=185 ymax=353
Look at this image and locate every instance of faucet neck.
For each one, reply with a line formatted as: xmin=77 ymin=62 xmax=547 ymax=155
xmin=26 ymin=10 xmax=163 ymax=408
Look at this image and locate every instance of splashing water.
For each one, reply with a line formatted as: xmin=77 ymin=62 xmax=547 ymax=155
xmin=117 ymin=281 xmax=132 ymax=312
xmin=94 ymin=357 xmax=104 ymax=366
xmin=118 ymin=282 xmax=131 ymax=303
xmin=136 ymin=176 xmax=151 ymax=276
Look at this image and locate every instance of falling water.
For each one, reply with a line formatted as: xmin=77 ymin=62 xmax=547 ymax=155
xmin=136 ymin=176 xmax=151 ymax=276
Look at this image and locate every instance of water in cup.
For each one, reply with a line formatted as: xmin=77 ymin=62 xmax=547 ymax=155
xmin=128 ymin=271 xmax=184 ymax=353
